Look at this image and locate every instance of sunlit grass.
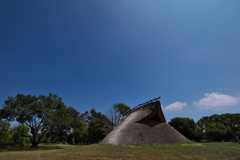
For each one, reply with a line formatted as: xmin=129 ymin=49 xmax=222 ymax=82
xmin=0 ymin=142 xmax=240 ymax=160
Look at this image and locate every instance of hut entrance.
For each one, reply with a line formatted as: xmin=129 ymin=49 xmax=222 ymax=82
xmin=137 ymin=100 xmax=166 ymax=127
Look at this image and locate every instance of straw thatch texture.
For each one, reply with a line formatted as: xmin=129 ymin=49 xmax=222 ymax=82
xmin=102 ymin=101 xmax=188 ymax=145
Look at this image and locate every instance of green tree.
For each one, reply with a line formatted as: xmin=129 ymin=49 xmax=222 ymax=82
xmin=219 ymin=113 xmax=240 ymax=141
xmin=0 ymin=120 xmax=12 ymax=148
xmin=205 ymin=122 xmax=231 ymax=142
xmin=82 ymin=108 xmax=101 ymax=123
xmin=0 ymin=93 xmax=67 ymax=147
xmin=87 ymin=114 xmax=111 ymax=143
xmin=45 ymin=106 xmax=76 ymax=143
xmin=12 ymin=124 xmax=30 ymax=147
xmin=197 ymin=113 xmax=240 ymax=141
xmin=46 ymin=106 xmax=87 ymax=144
xmin=67 ymin=114 xmax=88 ymax=144
xmin=0 ymin=120 xmax=11 ymax=131
xmin=106 ymin=103 xmax=130 ymax=129
xmin=83 ymin=108 xmax=111 ymax=144
xmin=168 ymin=117 xmax=202 ymax=141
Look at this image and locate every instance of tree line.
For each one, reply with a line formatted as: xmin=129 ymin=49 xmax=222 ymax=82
xmin=0 ymin=93 xmax=130 ymax=148
xmin=0 ymin=93 xmax=239 ymax=148
xmin=169 ymin=113 xmax=240 ymax=143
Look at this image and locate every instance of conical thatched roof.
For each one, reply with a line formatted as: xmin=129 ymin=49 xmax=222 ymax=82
xmin=102 ymin=99 xmax=188 ymax=145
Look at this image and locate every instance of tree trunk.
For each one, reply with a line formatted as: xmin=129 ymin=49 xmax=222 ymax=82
xmin=30 ymin=127 xmax=38 ymax=148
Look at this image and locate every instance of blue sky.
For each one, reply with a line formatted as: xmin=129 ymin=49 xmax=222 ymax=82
xmin=1 ymin=0 xmax=240 ymax=122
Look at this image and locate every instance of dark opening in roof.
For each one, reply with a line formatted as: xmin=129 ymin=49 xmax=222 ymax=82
xmin=137 ymin=100 xmax=166 ymax=124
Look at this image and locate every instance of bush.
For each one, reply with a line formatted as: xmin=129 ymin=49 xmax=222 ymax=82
xmin=12 ymin=124 xmax=30 ymax=147
xmin=0 ymin=129 xmax=12 ymax=148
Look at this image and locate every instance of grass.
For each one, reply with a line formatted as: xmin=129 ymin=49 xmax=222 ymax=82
xmin=0 ymin=142 xmax=240 ymax=160
xmin=0 ymin=144 xmax=63 ymax=152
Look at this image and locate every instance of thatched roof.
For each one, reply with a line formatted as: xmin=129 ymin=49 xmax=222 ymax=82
xmin=102 ymin=100 xmax=188 ymax=145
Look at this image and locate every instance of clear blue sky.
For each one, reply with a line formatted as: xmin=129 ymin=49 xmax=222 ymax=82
xmin=1 ymin=0 xmax=240 ymax=122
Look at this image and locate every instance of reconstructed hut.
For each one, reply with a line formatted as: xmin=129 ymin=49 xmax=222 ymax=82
xmin=102 ymin=98 xmax=189 ymax=145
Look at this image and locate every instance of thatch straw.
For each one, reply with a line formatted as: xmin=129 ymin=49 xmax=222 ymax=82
xmin=102 ymin=101 xmax=188 ymax=145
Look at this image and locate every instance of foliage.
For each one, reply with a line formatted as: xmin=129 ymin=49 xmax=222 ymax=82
xmin=12 ymin=124 xmax=31 ymax=147
xmin=205 ymin=122 xmax=231 ymax=141
xmin=197 ymin=113 xmax=240 ymax=142
xmin=106 ymin=103 xmax=130 ymax=129
xmin=0 ymin=93 xmax=69 ymax=147
xmin=67 ymin=114 xmax=88 ymax=144
xmin=0 ymin=120 xmax=12 ymax=148
xmin=0 ymin=120 xmax=11 ymax=131
xmin=82 ymin=108 xmax=101 ymax=123
xmin=83 ymin=108 xmax=111 ymax=143
xmin=87 ymin=114 xmax=111 ymax=143
xmin=168 ymin=117 xmax=203 ymax=141
xmin=45 ymin=106 xmax=82 ymax=144
xmin=0 ymin=130 xmax=12 ymax=148
xmin=0 ymin=93 xmax=111 ymax=146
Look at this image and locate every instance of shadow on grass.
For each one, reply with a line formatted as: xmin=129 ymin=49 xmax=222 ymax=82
xmin=0 ymin=145 xmax=64 ymax=152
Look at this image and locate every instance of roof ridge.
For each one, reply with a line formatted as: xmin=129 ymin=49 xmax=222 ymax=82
xmin=125 ymin=97 xmax=161 ymax=118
